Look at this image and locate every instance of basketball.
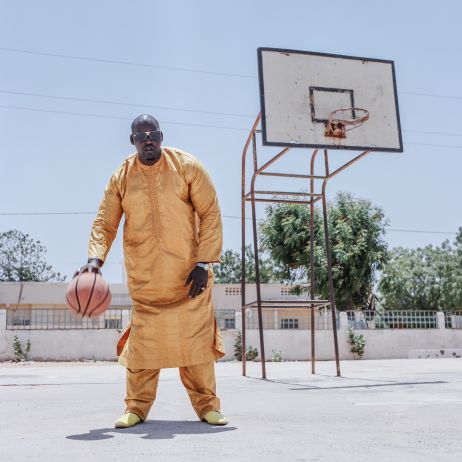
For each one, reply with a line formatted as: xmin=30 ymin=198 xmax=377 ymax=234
xmin=66 ymin=271 xmax=112 ymax=318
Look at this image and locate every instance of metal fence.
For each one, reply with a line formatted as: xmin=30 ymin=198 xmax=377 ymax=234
xmin=8 ymin=308 xmax=462 ymax=331
xmin=6 ymin=308 xmax=128 ymax=330
xmin=346 ymin=310 xmax=438 ymax=329
xmin=7 ymin=307 xmax=237 ymax=331
xmin=444 ymin=311 xmax=462 ymax=329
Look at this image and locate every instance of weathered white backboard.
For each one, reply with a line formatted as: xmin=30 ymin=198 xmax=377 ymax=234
xmin=258 ymin=48 xmax=403 ymax=152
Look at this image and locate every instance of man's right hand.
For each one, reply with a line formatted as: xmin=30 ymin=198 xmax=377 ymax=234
xmin=74 ymin=258 xmax=103 ymax=277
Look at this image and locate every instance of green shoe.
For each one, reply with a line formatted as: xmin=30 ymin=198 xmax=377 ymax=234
xmin=114 ymin=412 xmax=142 ymax=428
xmin=203 ymin=410 xmax=228 ymax=426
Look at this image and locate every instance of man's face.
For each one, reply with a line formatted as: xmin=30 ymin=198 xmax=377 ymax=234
xmin=130 ymin=121 xmax=163 ymax=165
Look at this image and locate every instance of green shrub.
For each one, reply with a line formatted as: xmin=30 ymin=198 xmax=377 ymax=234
xmin=246 ymin=346 xmax=259 ymax=361
xmin=347 ymin=327 xmax=366 ymax=359
xmin=13 ymin=335 xmax=31 ymax=362
xmin=272 ymin=349 xmax=283 ymax=362
xmin=234 ymin=331 xmax=259 ymax=361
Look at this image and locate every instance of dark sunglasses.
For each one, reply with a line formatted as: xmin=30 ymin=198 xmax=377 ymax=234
xmin=132 ymin=130 xmax=162 ymax=142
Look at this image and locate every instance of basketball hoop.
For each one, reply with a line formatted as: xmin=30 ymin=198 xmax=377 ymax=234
xmin=324 ymin=107 xmax=369 ymax=139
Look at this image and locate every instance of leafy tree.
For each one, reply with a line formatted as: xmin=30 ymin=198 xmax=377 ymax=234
xmin=214 ymin=246 xmax=286 ymax=284
xmin=260 ymin=192 xmax=389 ymax=310
xmin=379 ymin=229 xmax=462 ymax=311
xmin=214 ymin=249 xmax=241 ymax=283
xmin=0 ymin=230 xmax=65 ymax=282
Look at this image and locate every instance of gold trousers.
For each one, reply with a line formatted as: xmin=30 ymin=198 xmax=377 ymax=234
xmin=125 ymin=361 xmax=220 ymax=421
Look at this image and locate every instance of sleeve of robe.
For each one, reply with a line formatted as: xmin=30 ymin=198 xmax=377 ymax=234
xmin=87 ymin=174 xmax=123 ymax=263
xmin=187 ymin=159 xmax=223 ymax=264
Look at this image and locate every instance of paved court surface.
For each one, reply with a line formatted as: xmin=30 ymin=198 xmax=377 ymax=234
xmin=1 ymin=359 xmax=461 ymax=462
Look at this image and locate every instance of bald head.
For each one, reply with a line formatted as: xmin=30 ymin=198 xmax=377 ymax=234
xmin=131 ymin=114 xmax=160 ymax=133
xmin=130 ymin=114 xmax=163 ymax=166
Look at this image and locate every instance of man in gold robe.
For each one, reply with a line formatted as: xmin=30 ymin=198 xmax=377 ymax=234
xmin=80 ymin=114 xmax=227 ymax=428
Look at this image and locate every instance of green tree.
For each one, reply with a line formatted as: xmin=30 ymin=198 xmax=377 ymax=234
xmin=379 ymin=229 xmax=462 ymax=311
xmin=0 ymin=230 xmax=65 ymax=282
xmin=260 ymin=192 xmax=389 ymax=310
xmin=214 ymin=249 xmax=241 ymax=283
xmin=214 ymin=246 xmax=286 ymax=284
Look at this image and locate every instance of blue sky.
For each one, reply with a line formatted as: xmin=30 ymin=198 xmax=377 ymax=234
xmin=1 ymin=0 xmax=461 ymax=282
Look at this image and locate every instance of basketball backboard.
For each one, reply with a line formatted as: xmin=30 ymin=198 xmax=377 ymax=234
xmin=257 ymin=48 xmax=403 ymax=152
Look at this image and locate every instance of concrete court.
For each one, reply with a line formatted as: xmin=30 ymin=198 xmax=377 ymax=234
xmin=1 ymin=359 xmax=461 ymax=462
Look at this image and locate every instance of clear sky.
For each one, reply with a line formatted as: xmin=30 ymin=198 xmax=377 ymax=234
xmin=1 ymin=0 xmax=461 ymax=282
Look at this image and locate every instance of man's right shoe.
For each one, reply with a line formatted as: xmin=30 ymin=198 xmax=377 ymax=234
xmin=202 ymin=410 xmax=228 ymax=425
xmin=114 ymin=412 xmax=142 ymax=428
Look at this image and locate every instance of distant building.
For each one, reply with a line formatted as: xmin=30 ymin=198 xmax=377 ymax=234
xmin=0 ymin=282 xmax=315 ymax=331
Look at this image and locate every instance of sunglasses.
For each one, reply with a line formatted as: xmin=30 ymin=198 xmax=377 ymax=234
xmin=132 ymin=130 xmax=162 ymax=142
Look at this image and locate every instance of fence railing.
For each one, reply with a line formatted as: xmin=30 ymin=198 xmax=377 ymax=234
xmin=346 ymin=310 xmax=440 ymax=329
xmin=6 ymin=308 xmax=128 ymax=330
xmin=444 ymin=311 xmax=462 ymax=329
xmin=7 ymin=308 xmax=461 ymax=331
xmin=6 ymin=308 xmax=237 ymax=331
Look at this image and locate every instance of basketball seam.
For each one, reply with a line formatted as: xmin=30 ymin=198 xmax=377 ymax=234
xmin=82 ymin=272 xmax=97 ymax=318
xmin=74 ymin=276 xmax=82 ymax=314
xmin=87 ymin=286 xmax=110 ymax=318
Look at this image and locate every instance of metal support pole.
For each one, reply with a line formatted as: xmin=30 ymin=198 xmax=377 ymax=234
xmin=241 ymin=114 xmax=261 ymax=376
xmin=321 ymin=151 xmax=341 ymax=377
xmin=252 ymin=132 xmax=258 ymax=172
xmin=309 ymin=149 xmax=319 ymax=374
xmin=250 ymin=173 xmax=267 ymax=379
xmin=241 ymin=193 xmax=247 ymax=377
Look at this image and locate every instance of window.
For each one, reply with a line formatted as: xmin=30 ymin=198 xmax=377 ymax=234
xmin=225 ymin=287 xmax=241 ymax=296
xmin=224 ymin=318 xmax=235 ymax=329
xmin=105 ymin=319 xmax=122 ymax=329
xmin=12 ymin=318 xmax=30 ymax=327
xmin=280 ymin=286 xmax=297 ymax=296
xmin=280 ymin=318 xmax=299 ymax=329
xmin=7 ymin=309 xmax=32 ymax=329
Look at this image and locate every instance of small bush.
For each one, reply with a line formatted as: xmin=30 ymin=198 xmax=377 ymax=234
xmin=233 ymin=331 xmax=259 ymax=361
xmin=13 ymin=335 xmax=31 ymax=362
xmin=246 ymin=346 xmax=259 ymax=361
xmin=234 ymin=330 xmax=243 ymax=360
xmin=347 ymin=327 xmax=366 ymax=359
xmin=272 ymin=349 xmax=283 ymax=362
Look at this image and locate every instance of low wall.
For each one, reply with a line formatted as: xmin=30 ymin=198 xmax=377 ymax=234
xmin=0 ymin=321 xmax=236 ymax=362
xmin=242 ymin=328 xmax=462 ymax=361
xmin=1 ymin=310 xmax=461 ymax=362
xmin=0 ymin=329 xmax=121 ymax=361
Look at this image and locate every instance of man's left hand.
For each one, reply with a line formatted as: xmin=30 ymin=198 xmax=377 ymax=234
xmin=184 ymin=266 xmax=208 ymax=298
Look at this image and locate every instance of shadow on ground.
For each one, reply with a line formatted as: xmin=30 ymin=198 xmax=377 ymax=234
xmin=66 ymin=420 xmax=236 ymax=441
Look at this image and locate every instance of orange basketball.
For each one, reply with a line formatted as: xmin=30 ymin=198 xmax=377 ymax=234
xmin=66 ymin=271 xmax=112 ymax=318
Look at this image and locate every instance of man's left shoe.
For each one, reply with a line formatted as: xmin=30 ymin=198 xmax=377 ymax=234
xmin=202 ymin=410 xmax=228 ymax=425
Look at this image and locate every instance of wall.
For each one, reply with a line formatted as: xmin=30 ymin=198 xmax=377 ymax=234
xmin=0 ymin=329 xmax=120 ymax=361
xmin=1 ymin=308 xmax=461 ymax=362
xmin=0 ymin=310 xmax=238 ymax=362
xmin=241 ymin=328 xmax=462 ymax=361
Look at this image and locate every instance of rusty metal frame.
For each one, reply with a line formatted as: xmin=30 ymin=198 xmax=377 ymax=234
xmin=241 ymin=113 xmax=370 ymax=379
